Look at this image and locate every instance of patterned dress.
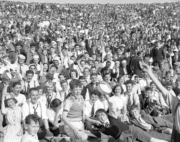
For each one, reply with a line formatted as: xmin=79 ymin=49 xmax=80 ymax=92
xmin=4 ymin=106 xmax=22 ymax=142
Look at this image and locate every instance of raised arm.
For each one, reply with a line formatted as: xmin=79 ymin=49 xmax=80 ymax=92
xmin=142 ymin=62 xmax=168 ymax=98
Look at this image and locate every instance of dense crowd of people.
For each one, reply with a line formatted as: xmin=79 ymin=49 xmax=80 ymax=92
xmin=0 ymin=1 xmax=180 ymax=142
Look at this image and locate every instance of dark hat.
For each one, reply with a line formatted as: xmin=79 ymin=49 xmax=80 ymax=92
xmin=124 ymin=80 xmax=134 ymax=85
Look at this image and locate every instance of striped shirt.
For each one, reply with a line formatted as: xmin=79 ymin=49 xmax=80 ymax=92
xmin=63 ymin=95 xmax=84 ymax=120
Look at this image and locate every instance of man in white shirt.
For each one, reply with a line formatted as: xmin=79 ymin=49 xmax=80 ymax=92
xmin=85 ymin=93 xmax=103 ymax=137
xmin=124 ymin=80 xmax=140 ymax=112
xmin=59 ymin=80 xmax=70 ymax=102
xmin=22 ymin=87 xmax=53 ymax=140
xmin=21 ymin=70 xmax=39 ymax=97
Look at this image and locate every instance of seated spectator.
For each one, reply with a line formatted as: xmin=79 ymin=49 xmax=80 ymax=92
xmin=95 ymin=109 xmax=168 ymax=142
xmin=21 ymin=114 xmax=41 ymax=142
xmin=130 ymin=107 xmax=172 ymax=136
xmin=47 ymin=99 xmax=64 ymax=137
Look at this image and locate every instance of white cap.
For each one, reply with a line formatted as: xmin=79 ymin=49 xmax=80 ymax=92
xmin=122 ymin=60 xmax=127 ymax=64
xmin=53 ymin=56 xmax=60 ymax=61
xmin=149 ymin=57 xmax=153 ymax=63
xmin=174 ymin=48 xmax=178 ymax=52
xmin=18 ymin=54 xmax=26 ymax=60
xmin=51 ymin=41 xmax=57 ymax=45
xmin=33 ymin=55 xmax=39 ymax=60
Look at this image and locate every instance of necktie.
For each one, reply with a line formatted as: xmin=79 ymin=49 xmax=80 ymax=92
xmin=27 ymin=82 xmax=30 ymax=93
xmin=20 ymin=65 xmax=23 ymax=75
xmin=47 ymin=94 xmax=52 ymax=108
xmin=91 ymin=103 xmax=95 ymax=117
xmin=33 ymin=105 xmax=38 ymax=115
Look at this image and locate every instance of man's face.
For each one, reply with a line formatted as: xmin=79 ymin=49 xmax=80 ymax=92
xmin=96 ymin=112 xmax=108 ymax=123
xmin=19 ymin=58 xmax=25 ymax=64
xmin=83 ymin=69 xmax=89 ymax=77
xmin=91 ymin=75 xmax=97 ymax=84
xmin=126 ymin=83 xmax=132 ymax=93
xmin=26 ymin=120 xmax=40 ymax=136
xmin=62 ymin=82 xmax=68 ymax=90
xmin=150 ymin=83 xmax=156 ymax=91
xmin=145 ymin=90 xmax=152 ymax=98
xmin=47 ymin=85 xmax=53 ymax=93
xmin=26 ymin=73 xmax=34 ymax=82
xmin=13 ymin=84 xmax=21 ymax=95
xmin=30 ymin=90 xmax=39 ymax=104
xmin=91 ymin=94 xmax=98 ymax=104
xmin=104 ymin=74 xmax=111 ymax=82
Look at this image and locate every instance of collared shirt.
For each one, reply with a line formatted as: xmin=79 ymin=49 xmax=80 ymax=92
xmin=22 ymin=101 xmax=48 ymax=120
xmin=125 ymin=91 xmax=140 ymax=110
xmin=22 ymin=79 xmax=39 ymax=92
xmin=59 ymin=90 xmax=69 ymax=102
xmin=44 ymin=92 xmax=61 ymax=107
xmin=21 ymin=132 xmax=39 ymax=142
xmin=108 ymin=95 xmax=126 ymax=119
xmin=150 ymin=90 xmax=168 ymax=108
xmin=84 ymin=100 xmax=104 ymax=117
xmin=17 ymin=63 xmax=29 ymax=78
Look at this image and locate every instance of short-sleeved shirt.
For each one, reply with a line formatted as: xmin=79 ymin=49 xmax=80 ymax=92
xmin=63 ymin=95 xmax=84 ymax=121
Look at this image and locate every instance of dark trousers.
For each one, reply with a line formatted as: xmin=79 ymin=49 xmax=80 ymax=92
xmin=171 ymin=126 xmax=180 ymax=142
xmin=38 ymin=125 xmax=46 ymax=140
xmin=119 ymin=125 xmax=151 ymax=142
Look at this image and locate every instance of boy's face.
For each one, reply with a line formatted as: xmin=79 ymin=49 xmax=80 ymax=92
xmin=96 ymin=112 xmax=108 ymax=123
xmin=62 ymin=82 xmax=68 ymax=90
xmin=91 ymin=94 xmax=98 ymax=104
xmin=26 ymin=120 xmax=40 ymax=136
xmin=145 ymin=90 xmax=152 ymax=98
xmin=72 ymin=86 xmax=82 ymax=98
xmin=131 ymin=109 xmax=140 ymax=119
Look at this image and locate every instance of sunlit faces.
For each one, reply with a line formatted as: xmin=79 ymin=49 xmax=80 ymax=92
xmin=26 ymin=120 xmax=40 ymax=136
xmin=30 ymin=90 xmax=39 ymax=104
xmin=26 ymin=73 xmax=34 ymax=82
xmin=61 ymin=82 xmax=68 ymax=91
xmin=114 ymin=86 xmax=121 ymax=96
xmin=43 ymin=63 xmax=48 ymax=72
xmin=150 ymin=83 xmax=156 ymax=91
xmin=58 ymin=74 xmax=65 ymax=81
xmin=130 ymin=108 xmax=140 ymax=119
xmin=7 ymin=99 xmax=16 ymax=109
xmin=30 ymin=46 xmax=36 ymax=54
xmin=72 ymin=86 xmax=82 ymax=98
xmin=13 ymin=84 xmax=22 ymax=95
xmin=70 ymin=71 xmax=77 ymax=79
xmin=47 ymin=84 xmax=54 ymax=93
xmin=91 ymin=94 xmax=99 ymax=104
xmin=18 ymin=58 xmax=25 ymax=64
xmin=91 ymin=74 xmax=97 ymax=84
xmin=126 ymin=83 xmax=133 ymax=93
xmin=104 ymin=74 xmax=111 ymax=83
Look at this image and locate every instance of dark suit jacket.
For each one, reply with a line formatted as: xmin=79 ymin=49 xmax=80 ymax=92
xmin=86 ymin=82 xmax=101 ymax=97
xmin=100 ymin=115 xmax=129 ymax=139
xmin=119 ymin=67 xmax=128 ymax=76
